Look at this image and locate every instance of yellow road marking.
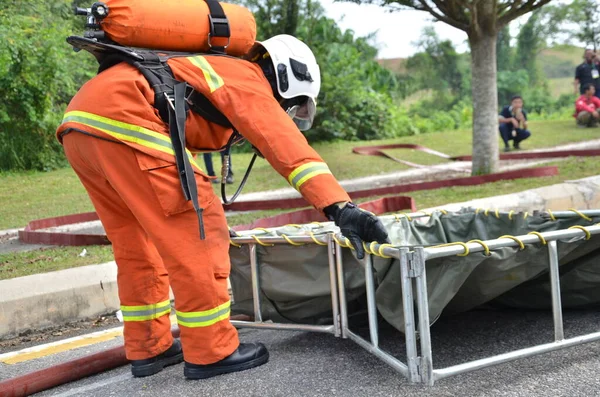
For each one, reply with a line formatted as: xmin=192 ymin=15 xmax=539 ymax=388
xmin=1 ymin=329 xmax=123 ymax=364
xmin=0 ymin=315 xmax=178 ymax=365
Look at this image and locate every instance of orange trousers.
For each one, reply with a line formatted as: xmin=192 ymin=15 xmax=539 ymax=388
xmin=62 ymin=132 xmax=239 ymax=364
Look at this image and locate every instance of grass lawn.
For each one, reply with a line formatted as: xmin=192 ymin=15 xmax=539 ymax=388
xmin=548 ymin=77 xmax=574 ymax=98
xmin=1 ymin=119 xmax=600 ymax=279
xmin=1 ymin=120 xmax=597 ymax=230
xmin=0 ymin=246 xmax=115 ymax=281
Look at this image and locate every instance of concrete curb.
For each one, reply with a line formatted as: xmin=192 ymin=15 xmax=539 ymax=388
xmin=2 ymin=175 xmax=600 ymax=339
xmin=424 ymin=175 xmax=600 ymax=213
xmin=0 ymin=262 xmax=119 ymax=339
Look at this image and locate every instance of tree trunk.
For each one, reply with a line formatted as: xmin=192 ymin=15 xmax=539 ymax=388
xmin=469 ymin=32 xmax=499 ymax=175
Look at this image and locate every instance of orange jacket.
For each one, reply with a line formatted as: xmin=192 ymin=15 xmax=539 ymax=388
xmin=58 ymin=55 xmax=350 ymax=210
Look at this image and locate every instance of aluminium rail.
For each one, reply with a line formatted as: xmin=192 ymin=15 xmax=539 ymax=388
xmin=229 ymin=232 xmax=341 ymax=336
xmin=229 ymin=209 xmax=600 ymax=386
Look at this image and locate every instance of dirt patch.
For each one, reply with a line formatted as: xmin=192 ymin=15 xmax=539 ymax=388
xmin=0 ymin=314 xmax=121 ymax=353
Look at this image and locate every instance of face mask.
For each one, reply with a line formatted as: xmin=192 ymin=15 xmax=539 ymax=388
xmin=286 ymin=97 xmax=316 ymax=131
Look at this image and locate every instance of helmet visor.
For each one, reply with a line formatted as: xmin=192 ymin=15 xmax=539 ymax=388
xmin=286 ymin=97 xmax=316 ymax=131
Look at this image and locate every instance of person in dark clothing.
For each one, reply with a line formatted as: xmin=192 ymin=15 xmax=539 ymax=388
xmin=574 ymin=49 xmax=600 ymax=98
xmin=499 ymin=95 xmax=531 ymax=152
xmin=203 ymin=152 xmax=234 ymax=184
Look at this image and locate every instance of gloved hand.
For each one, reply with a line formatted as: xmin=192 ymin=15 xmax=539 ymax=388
xmin=324 ymin=202 xmax=390 ymax=259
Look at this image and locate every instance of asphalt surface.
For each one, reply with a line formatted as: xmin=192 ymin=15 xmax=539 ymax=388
xmin=3 ymin=308 xmax=600 ymax=397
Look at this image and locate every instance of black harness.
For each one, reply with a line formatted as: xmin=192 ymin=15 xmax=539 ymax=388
xmin=68 ymin=36 xmax=256 ymax=240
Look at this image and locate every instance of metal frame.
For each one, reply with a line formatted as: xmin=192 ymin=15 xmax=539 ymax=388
xmin=230 ymin=233 xmax=341 ymax=336
xmin=229 ymin=209 xmax=600 ymax=386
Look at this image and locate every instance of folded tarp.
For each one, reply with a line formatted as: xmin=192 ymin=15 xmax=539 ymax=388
xmin=229 ymin=209 xmax=600 ymax=332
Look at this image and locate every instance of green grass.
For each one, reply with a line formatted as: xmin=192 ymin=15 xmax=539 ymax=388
xmin=537 ymin=45 xmax=582 ymax=80
xmin=2 ymin=119 xmax=600 ymax=279
xmin=0 ymin=245 xmax=114 ymax=280
xmin=1 ymin=120 xmax=597 ymax=230
xmin=548 ymin=77 xmax=574 ymax=98
xmin=397 ymin=89 xmax=434 ymax=108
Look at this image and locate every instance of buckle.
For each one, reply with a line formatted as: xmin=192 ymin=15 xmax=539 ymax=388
xmin=207 ymin=15 xmax=230 ymax=50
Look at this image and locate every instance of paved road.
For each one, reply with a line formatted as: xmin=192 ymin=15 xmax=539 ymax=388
xmin=2 ymin=308 xmax=600 ymax=397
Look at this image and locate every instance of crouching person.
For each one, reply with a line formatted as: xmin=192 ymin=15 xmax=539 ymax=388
xmin=498 ymin=95 xmax=531 ymax=152
xmin=575 ymin=83 xmax=600 ymax=127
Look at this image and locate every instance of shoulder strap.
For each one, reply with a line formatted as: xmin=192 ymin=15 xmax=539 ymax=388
xmin=68 ymin=36 xmax=232 ymax=128
xmin=204 ymin=0 xmax=230 ymax=54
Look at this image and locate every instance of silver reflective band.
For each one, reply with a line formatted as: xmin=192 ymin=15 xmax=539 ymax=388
xmin=287 ymin=97 xmax=317 ymax=131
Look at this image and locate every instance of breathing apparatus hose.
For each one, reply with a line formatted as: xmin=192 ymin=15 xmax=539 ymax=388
xmin=220 ymin=132 xmax=259 ymax=205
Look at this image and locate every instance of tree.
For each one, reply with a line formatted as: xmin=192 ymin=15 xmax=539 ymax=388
xmin=239 ymin=0 xmax=305 ymax=39
xmin=515 ymin=10 xmax=543 ymax=85
xmin=411 ymin=27 xmax=464 ymax=95
xmin=541 ymin=0 xmax=600 ymax=51
xmin=349 ymin=0 xmax=552 ymax=175
xmin=0 ymin=0 xmax=95 ymax=171
xmin=496 ymin=25 xmax=513 ymax=72
xmin=239 ymin=0 xmax=405 ymax=142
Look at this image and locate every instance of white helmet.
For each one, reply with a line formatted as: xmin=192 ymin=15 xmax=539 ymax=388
xmin=246 ymin=34 xmax=320 ymax=130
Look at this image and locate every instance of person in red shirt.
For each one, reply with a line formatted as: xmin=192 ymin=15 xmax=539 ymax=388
xmin=575 ymin=83 xmax=600 ymax=127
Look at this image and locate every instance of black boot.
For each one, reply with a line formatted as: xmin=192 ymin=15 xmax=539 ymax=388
xmin=184 ymin=343 xmax=269 ymax=380
xmin=130 ymin=339 xmax=184 ymax=377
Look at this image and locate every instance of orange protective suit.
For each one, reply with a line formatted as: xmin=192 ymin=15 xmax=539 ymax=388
xmin=57 ymin=55 xmax=350 ymax=364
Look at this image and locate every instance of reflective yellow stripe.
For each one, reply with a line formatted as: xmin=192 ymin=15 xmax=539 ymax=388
xmin=187 ymin=56 xmax=224 ymax=93
xmin=287 ymin=162 xmax=332 ymax=191
xmin=62 ymin=111 xmax=203 ymax=173
xmin=176 ymin=301 xmax=231 ymax=328
xmin=121 ymin=300 xmax=171 ymax=322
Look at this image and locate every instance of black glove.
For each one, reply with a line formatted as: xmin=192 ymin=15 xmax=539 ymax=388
xmin=324 ymin=202 xmax=390 ymax=259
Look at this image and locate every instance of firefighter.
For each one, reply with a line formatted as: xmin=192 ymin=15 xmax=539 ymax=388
xmin=57 ymin=34 xmax=389 ymax=380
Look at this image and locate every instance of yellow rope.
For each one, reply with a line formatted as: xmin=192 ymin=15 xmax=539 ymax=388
xmin=467 ymin=239 xmax=490 ymax=256
xmin=508 ymin=210 xmax=514 ymax=221
xmin=309 ymin=232 xmax=328 ymax=246
xmin=494 ymin=208 xmax=500 ymax=219
xmin=547 ymin=209 xmax=556 ymax=221
xmin=484 ymin=208 xmax=490 ymax=216
xmin=431 ymin=242 xmax=470 ymax=257
xmin=377 ymin=243 xmax=393 ymax=259
xmin=345 ymin=237 xmax=355 ymax=250
xmin=499 ymin=235 xmax=525 ymax=250
xmin=310 ymin=221 xmax=324 ymax=228
xmin=281 ymin=234 xmax=304 ymax=246
xmin=362 ymin=241 xmax=373 ymax=255
xmin=399 ymin=213 xmax=412 ymax=221
xmin=439 ymin=209 xmax=448 ymax=215
xmin=419 ymin=210 xmax=431 ymax=216
xmin=527 ymin=231 xmax=547 ymax=245
xmin=251 ymin=235 xmax=274 ymax=247
xmin=394 ymin=213 xmax=412 ymax=222
xmin=568 ymin=208 xmax=593 ymax=222
xmin=569 ymin=225 xmax=591 ymax=240
xmin=524 ymin=212 xmax=529 ymax=220
xmin=253 ymin=227 xmax=271 ymax=234
xmin=475 ymin=208 xmax=483 ymax=215
xmin=333 ymin=235 xmax=353 ymax=249
xmin=229 ymin=240 xmax=242 ymax=248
